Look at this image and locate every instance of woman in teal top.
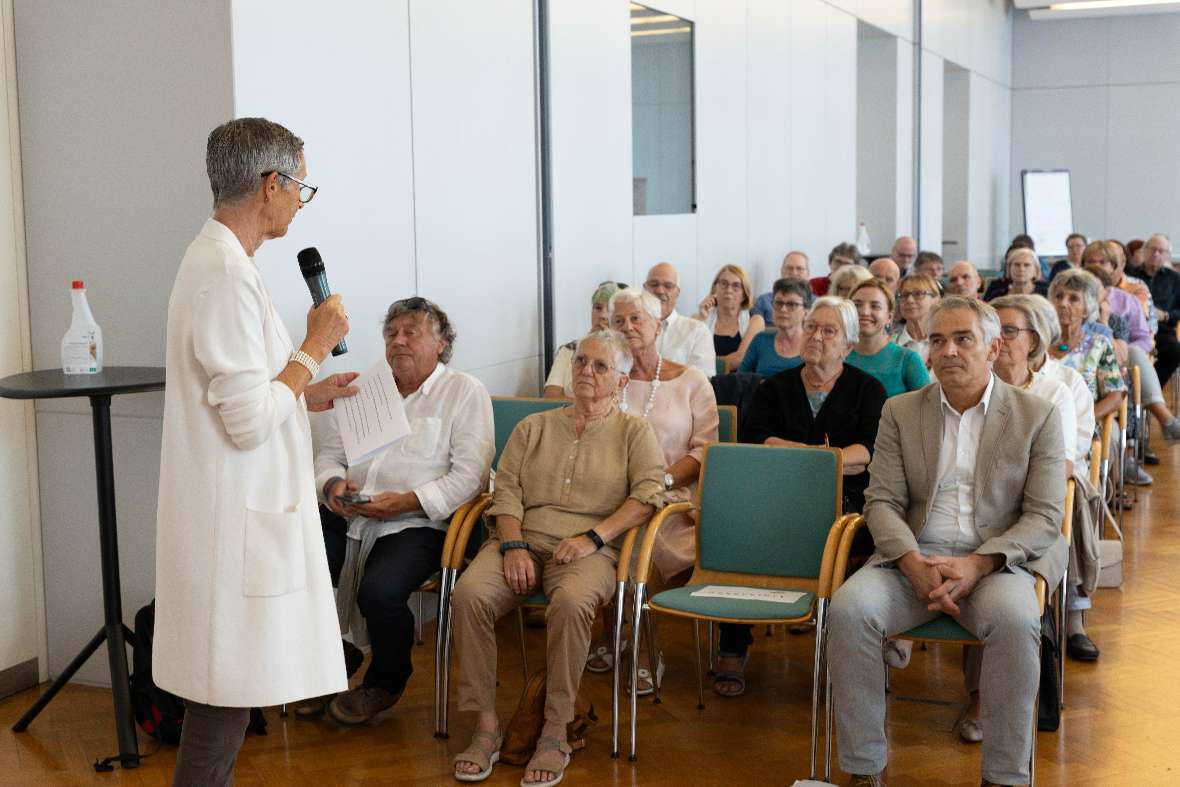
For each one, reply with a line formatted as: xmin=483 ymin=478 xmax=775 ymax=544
xmin=739 ymin=277 xmax=810 ymax=377
xmin=846 ymin=278 xmax=929 ymax=397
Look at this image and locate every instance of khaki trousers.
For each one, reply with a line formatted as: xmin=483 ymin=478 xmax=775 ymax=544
xmin=451 ymin=532 xmax=616 ymax=724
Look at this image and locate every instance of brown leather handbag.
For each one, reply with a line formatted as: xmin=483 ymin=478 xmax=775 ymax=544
xmin=500 ymin=669 xmax=598 ymax=765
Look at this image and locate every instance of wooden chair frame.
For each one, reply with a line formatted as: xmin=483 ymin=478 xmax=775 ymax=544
xmin=628 ymin=444 xmax=849 ymax=779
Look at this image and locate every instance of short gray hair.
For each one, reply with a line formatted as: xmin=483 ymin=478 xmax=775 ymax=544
xmin=576 ymin=330 xmax=634 ymax=377
xmin=1047 ymin=268 xmax=1101 ymax=322
xmin=809 ymin=295 xmax=859 ymax=345
xmin=608 ymin=288 xmax=662 ymax=323
xmin=990 ymin=294 xmax=1053 ymax=365
xmin=382 ymin=297 xmax=457 ymax=363
xmin=927 ymin=295 xmax=1001 ymax=344
xmin=206 ymin=118 xmax=304 ymax=208
xmin=1026 ymin=294 xmax=1061 ymax=346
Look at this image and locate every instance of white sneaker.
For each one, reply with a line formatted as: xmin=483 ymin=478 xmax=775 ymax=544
xmin=1161 ymin=417 xmax=1180 ymax=446
xmin=1124 ymin=459 xmax=1153 ymax=486
xmin=883 ymin=638 xmax=912 ymax=669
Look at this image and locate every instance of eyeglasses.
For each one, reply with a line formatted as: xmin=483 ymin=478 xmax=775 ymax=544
xmin=773 ymin=299 xmax=805 ymax=310
xmin=1000 ymin=325 xmax=1034 ymax=339
xmin=899 ymin=290 xmax=935 ymax=301
xmin=262 ymin=171 xmax=318 ymax=204
xmin=715 ymin=280 xmax=743 ymax=291
xmin=802 ymin=321 xmax=842 ymax=340
xmin=572 ymin=355 xmax=615 ymax=375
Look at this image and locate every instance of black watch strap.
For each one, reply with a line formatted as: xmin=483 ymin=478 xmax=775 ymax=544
xmin=584 ymin=530 xmax=605 ymax=550
xmin=499 ymin=539 xmax=530 ymax=555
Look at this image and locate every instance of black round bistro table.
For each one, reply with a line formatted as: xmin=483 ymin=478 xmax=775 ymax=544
xmin=0 ymin=366 xmax=165 ymax=769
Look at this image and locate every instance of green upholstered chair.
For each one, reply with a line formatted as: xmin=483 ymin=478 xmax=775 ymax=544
xmin=715 ymin=357 xmax=727 ymax=377
xmin=628 ymin=443 xmax=850 ymax=779
xmin=827 ymin=478 xmax=1073 ymax=787
xmin=716 ymin=404 xmax=738 ymax=443
xmin=490 ymin=396 xmax=568 ymax=466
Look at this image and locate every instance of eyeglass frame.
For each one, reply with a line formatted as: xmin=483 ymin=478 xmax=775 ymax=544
xmin=261 ymin=170 xmax=318 ymax=204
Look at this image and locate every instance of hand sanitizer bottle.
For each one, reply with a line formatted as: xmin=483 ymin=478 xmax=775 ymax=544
xmin=856 ymin=222 xmax=872 ymax=257
xmin=61 ymin=280 xmax=103 ymax=374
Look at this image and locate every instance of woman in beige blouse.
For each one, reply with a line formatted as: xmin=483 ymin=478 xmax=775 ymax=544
xmin=583 ymin=289 xmax=719 ymax=693
xmin=451 ymin=330 xmax=665 ymax=786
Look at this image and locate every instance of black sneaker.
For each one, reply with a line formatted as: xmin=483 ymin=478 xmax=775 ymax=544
xmin=1144 ymin=449 xmax=1160 ymax=466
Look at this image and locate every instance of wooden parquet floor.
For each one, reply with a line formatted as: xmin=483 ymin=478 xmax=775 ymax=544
xmin=5 ymin=450 xmax=1180 ymax=786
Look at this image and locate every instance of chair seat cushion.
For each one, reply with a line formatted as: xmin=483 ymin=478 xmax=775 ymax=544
xmin=903 ymin=615 xmax=977 ymax=642
xmin=523 ymin=590 xmax=548 ymax=606
xmin=649 ymin=584 xmax=815 ymax=622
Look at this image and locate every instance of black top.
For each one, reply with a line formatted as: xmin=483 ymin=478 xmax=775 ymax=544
xmin=740 ymin=364 xmax=887 ymax=512
xmin=982 ymin=278 xmax=1048 ymax=302
xmin=0 ymin=367 xmax=165 ymax=400
xmin=1129 ymin=265 xmax=1180 ymax=327
xmin=714 ymin=332 xmax=741 ymax=357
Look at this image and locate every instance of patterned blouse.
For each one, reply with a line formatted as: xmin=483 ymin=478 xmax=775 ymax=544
xmin=1057 ymin=329 xmax=1126 ymax=403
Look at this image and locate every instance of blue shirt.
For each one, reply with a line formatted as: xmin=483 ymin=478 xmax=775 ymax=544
xmin=846 ymin=342 xmax=930 ymax=398
xmin=752 ymin=291 xmax=775 ymax=325
xmin=739 ymin=330 xmax=804 ymax=377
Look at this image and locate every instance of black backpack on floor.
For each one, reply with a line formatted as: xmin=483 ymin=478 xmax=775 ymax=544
xmin=130 ymin=601 xmax=268 ymax=744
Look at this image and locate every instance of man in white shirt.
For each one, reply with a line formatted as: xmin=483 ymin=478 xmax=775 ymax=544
xmin=828 ymin=297 xmax=1066 ymax=787
xmin=644 ymin=262 xmax=717 ymax=377
xmin=313 ymin=297 xmax=494 ymax=726
xmin=752 ymin=250 xmax=810 ymax=323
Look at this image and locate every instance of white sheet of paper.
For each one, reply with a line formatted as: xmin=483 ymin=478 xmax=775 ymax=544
xmin=333 ymin=357 xmax=411 ymax=466
xmin=690 ymin=585 xmax=805 ymax=604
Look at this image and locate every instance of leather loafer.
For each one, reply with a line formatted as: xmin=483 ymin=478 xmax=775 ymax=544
xmin=1067 ymin=632 xmax=1100 ymax=662
xmin=328 ymin=686 xmax=402 ymax=725
xmin=958 ymin=717 xmax=983 ymax=743
xmin=1144 ymin=449 xmax=1160 ymax=466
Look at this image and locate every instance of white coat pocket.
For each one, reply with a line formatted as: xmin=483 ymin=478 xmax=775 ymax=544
xmin=402 ymin=417 xmax=442 ymax=458
xmin=242 ymin=505 xmax=307 ymax=597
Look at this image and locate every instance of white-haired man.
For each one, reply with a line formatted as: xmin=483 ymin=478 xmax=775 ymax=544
xmin=644 ymin=262 xmax=716 ymax=376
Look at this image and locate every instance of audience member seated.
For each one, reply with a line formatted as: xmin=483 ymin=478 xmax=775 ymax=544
xmin=890 ymin=235 xmax=917 ymax=275
xmin=847 ymin=279 xmax=930 ymax=397
xmin=752 ymin=250 xmax=809 ymax=324
xmin=1026 ymin=295 xmax=1096 ymax=478
xmin=913 ymin=250 xmax=945 ymax=281
xmin=583 ymin=289 xmax=719 ymax=692
xmin=1129 ymin=234 xmax=1180 ymax=391
xmin=1049 ymin=232 xmax=1088 ymax=281
xmin=1127 ymin=238 xmax=1146 ymax=268
xmin=450 ymin=330 xmax=664 ymax=786
xmin=739 ymin=277 xmax=811 ymax=377
xmin=643 ymin=262 xmax=716 ymax=377
xmin=717 ymin=296 xmax=887 ymax=698
xmin=1095 ymin=239 xmax=1155 ymax=331
xmin=947 ymin=260 xmax=983 ymax=299
xmin=313 ymin=298 xmax=494 ymax=726
xmin=868 ymin=257 xmax=900 ymax=293
xmin=1048 ymin=268 xmax=1125 ymax=662
xmin=695 ymin=264 xmax=765 ymax=372
xmin=830 ymin=263 xmax=873 ymax=299
xmin=812 ymin=241 xmax=862 ymax=296
xmin=892 ymin=273 xmax=942 ymax=364
xmin=544 ymin=281 xmax=625 ymax=398
xmin=829 ymin=296 xmax=1066 ymax=787
xmin=982 ymin=247 xmax=1048 ymax=301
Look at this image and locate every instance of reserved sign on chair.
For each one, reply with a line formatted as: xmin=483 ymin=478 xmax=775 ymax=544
xmin=690 ymin=585 xmax=806 ymax=604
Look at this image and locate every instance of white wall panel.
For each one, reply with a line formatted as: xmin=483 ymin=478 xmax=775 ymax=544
xmin=1012 ymin=16 xmax=1110 ymax=89
xmin=943 ymin=64 xmax=970 ymax=260
xmin=408 ymin=0 xmax=539 ymax=379
xmin=857 ymin=32 xmax=899 ymax=253
xmin=1105 ymin=14 xmax=1180 ymax=86
xmin=895 ymin=41 xmax=915 ymax=238
xmin=967 ymin=0 xmax=1012 ymax=87
xmin=231 ymin=0 xmax=416 ymax=376
xmin=468 ymin=357 xmax=543 ymax=398
xmin=1106 ymin=84 xmax=1180 ymax=242
xmin=789 ymin=1 xmax=832 ymax=265
xmin=966 ymin=74 xmax=1012 ymax=267
xmin=918 ymin=50 xmax=944 ymax=253
xmin=548 ymin=0 xmax=633 ymax=349
xmin=824 ymin=8 xmax=858 ymax=247
xmin=633 ymin=214 xmax=697 ymax=292
xmin=845 ymin=0 xmax=914 ymax=41
xmin=922 ymin=0 xmax=969 ymax=69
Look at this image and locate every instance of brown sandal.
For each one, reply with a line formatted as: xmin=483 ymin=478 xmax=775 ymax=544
xmin=521 ymin=736 xmax=572 ymax=787
xmin=453 ymin=729 xmax=502 ymax=782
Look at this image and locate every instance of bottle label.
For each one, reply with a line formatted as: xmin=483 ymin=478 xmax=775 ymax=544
xmin=62 ymin=330 xmax=99 ymax=374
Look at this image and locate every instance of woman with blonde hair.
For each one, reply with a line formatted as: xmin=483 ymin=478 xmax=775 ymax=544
xmin=830 ymin=264 xmax=873 ymax=299
xmin=983 ymin=247 xmax=1048 ymax=300
xmin=695 ymin=263 xmax=765 ymax=372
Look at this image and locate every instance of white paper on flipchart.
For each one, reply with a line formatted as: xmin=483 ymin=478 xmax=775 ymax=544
xmin=333 ymin=357 xmax=411 ymax=466
xmin=690 ymin=585 xmax=805 ymax=604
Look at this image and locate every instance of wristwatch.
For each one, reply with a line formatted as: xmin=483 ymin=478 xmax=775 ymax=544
xmin=584 ymin=530 xmax=605 ymax=550
xmin=664 ymin=472 xmax=675 ymax=490
xmin=499 ymin=540 xmax=530 ymax=555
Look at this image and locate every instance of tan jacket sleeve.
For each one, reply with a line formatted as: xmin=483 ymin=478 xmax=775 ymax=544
xmin=863 ymin=398 xmax=922 ymax=561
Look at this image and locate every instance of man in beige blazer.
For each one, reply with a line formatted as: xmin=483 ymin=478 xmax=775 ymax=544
xmin=829 ymin=296 xmax=1067 ymax=787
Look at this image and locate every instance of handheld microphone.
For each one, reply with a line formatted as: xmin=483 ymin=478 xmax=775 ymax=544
xmin=297 ymin=246 xmax=347 ymax=356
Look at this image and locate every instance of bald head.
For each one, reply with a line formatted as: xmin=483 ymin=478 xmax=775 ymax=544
xmin=644 ymin=262 xmax=682 ymax=319
xmin=869 ymin=258 xmax=900 ymax=292
xmin=947 ymin=261 xmax=982 ymax=299
xmin=781 ymin=251 xmax=810 ymax=281
xmin=891 ymin=236 xmax=917 ymax=271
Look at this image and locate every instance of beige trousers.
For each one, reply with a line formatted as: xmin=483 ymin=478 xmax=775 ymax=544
xmin=451 ymin=532 xmax=616 ymax=724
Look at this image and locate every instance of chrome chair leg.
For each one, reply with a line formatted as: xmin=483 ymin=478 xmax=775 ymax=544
xmin=707 ymin=622 xmax=715 ymax=675
xmin=808 ymin=599 xmax=826 ymax=780
xmin=693 ymin=620 xmax=705 ymax=710
xmin=644 ymin=602 xmax=662 ymax=704
xmin=440 ymin=575 xmax=457 ymax=738
xmin=611 ymin=579 xmax=626 ymax=758
xmin=433 ymin=568 xmax=452 ymax=737
xmin=1058 ymin=567 xmax=1068 ymax=709
xmin=628 ymin=582 xmax=646 ymax=762
xmin=416 ymin=591 xmax=425 ymax=645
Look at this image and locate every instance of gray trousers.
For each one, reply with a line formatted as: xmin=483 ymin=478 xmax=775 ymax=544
xmin=1128 ymin=345 xmax=1164 ymax=408
xmin=172 ymin=701 xmax=250 ymax=787
xmin=828 ymin=563 xmax=1040 ymax=785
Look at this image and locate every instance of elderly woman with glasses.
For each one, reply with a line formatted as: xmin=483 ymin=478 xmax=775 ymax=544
xmin=892 ymin=273 xmax=942 ymax=363
xmin=582 ymin=289 xmax=719 ymax=692
xmin=710 ymin=296 xmax=886 ymax=698
xmin=847 ymin=279 xmax=930 ymax=397
xmin=983 ymin=247 xmax=1049 ymax=301
xmin=695 ymin=263 xmax=765 ymax=373
xmin=451 ymin=330 xmax=665 ymax=786
xmin=739 ymin=277 xmax=812 ymax=377
xmin=313 ymin=298 xmax=495 ymax=726
xmin=544 ymin=281 xmax=627 ymax=398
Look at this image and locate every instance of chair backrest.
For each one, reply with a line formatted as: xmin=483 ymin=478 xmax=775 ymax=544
xmin=716 ymin=405 xmax=738 ymax=443
xmin=491 ymin=397 xmax=567 ymax=468
xmin=694 ymin=443 xmax=842 ymax=580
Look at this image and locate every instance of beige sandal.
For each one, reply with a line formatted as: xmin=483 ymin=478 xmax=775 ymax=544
xmin=453 ymin=729 xmax=502 ymax=782
xmin=521 ymin=736 xmax=572 ymax=787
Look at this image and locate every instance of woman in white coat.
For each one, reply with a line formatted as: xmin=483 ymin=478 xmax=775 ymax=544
xmin=155 ymin=118 xmax=357 ymax=786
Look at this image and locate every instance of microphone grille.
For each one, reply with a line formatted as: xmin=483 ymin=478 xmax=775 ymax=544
xmin=297 ymin=246 xmax=323 ymax=273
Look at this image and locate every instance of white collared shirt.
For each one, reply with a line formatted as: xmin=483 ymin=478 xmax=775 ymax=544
xmin=656 ymin=309 xmax=717 ymax=377
xmin=314 ymin=362 xmax=494 ymax=540
xmin=920 ymin=375 xmax=996 ymax=555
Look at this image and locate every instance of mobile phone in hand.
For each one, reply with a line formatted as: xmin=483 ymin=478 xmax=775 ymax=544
xmin=337 ymin=492 xmax=371 ymax=505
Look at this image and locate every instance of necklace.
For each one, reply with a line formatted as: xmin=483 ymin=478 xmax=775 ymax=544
xmin=620 ymin=354 xmax=662 ymax=419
